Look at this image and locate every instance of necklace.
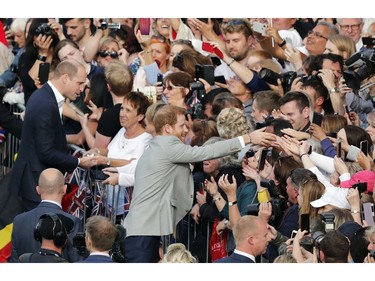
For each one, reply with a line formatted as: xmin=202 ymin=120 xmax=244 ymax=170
xmin=121 ymin=137 xmax=128 ymax=149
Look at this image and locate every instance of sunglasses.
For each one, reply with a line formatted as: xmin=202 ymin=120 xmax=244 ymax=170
xmin=98 ymin=50 xmax=119 ymax=58
xmin=163 ymin=84 xmax=185 ymax=91
xmin=245 ymin=149 xmax=255 ymax=159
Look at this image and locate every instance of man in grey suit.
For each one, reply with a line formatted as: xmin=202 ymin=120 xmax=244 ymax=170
xmin=10 ymin=168 xmax=83 ymax=262
xmin=123 ymin=105 xmax=276 ymax=262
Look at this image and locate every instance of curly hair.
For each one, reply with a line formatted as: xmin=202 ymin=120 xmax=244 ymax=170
xmin=216 ymin=107 xmax=251 ymax=139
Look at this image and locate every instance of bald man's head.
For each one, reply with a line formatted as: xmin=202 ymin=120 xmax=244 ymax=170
xmin=38 ymin=168 xmax=65 ymax=196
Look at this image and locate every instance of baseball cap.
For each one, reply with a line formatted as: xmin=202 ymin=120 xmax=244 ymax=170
xmin=340 ymin=170 xmax=375 ymax=193
xmin=310 ymin=185 xmax=351 ymax=209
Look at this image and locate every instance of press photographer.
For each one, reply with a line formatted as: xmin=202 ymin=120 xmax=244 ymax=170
xmin=73 ymin=215 xmax=125 ymax=263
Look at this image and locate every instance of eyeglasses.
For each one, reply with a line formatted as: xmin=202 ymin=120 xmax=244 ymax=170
xmin=245 ymin=149 xmax=255 ymax=159
xmin=98 ymin=50 xmax=119 ymax=58
xmin=339 ymin=24 xmax=362 ymax=31
xmin=163 ymin=84 xmax=185 ymax=91
xmin=307 ymin=30 xmax=328 ymax=40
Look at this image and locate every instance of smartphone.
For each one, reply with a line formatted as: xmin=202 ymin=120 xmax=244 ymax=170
xmin=360 ymin=140 xmax=368 ymax=156
xmin=337 ymin=140 xmax=342 ymax=158
xmin=252 ymin=22 xmax=267 ymax=35
xmin=291 ymin=230 xmax=298 ymax=239
xmin=362 ymin=202 xmax=374 ymax=226
xmin=214 ymin=75 xmax=226 ymax=84
xmin=312 ymin=112 xmax=323 ymax=126
xmin=345 ymin=105 xmax=350 ymax=115
xmin=94 ymin=170 xmax=109 ymax=181
xmin=346 ymin=145 xmax=360 ymax=161
xmin=300 ymin=213 xmax=310 ymax=233
xmin=198 ymin=182 xmax=205 ymax=194
xmin=257 ymin=149 xmax=268 ymax=171
xmin=139 ymin=18 xmax=150 ymax=35
xmin=38 ymin=62 xmax=50 ymax=84
xmin=71 ymin=97 xmax=92 ymax=116
xmin=157 ymin=73 xmax=163 ymax=84
xmin=353 ymin=182 xmax=368 ymax=194
xmin=195 ymin=64 xmax=215 ymax=85
xmin=211 ymin=56 xmax=222 ymax=66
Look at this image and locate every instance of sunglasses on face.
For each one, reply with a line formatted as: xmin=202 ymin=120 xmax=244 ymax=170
xmin=163 ymin=84 xmax=185 ymax=91
xmin=245 ymin=149 xmax=255 ymax=159
xmin=98 ymin=50 xmax=119 ymax=58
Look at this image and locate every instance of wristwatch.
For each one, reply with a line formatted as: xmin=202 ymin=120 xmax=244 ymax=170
xmin=329 ymin=87 xmax=339 ymax=93
xmin=37 ymin=54 xmax=47 ymax=62
xmin=228 ymin=201 xmax=237 ymax=207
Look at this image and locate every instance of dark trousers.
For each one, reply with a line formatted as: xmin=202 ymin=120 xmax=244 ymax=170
xmin=124 ymin=236 xmax=160 ymax=263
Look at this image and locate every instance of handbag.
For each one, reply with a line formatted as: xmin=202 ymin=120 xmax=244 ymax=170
xmin=209 ymin=218 xmax=228 ymax=262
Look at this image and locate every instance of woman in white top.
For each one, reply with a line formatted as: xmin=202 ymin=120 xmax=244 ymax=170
xmin=86 ymin=91 xmax=152 ymax=221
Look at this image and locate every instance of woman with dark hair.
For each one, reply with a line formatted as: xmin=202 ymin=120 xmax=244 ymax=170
xmin=110 ymin=24 xmax=142 ymax=75
xmin=172 ymin=47 xmax=213 ymax=78
xmin=18 ymin=18 xmax=60 ymax=105
xmin=338 ymin=125 xmax=373 ymax=160
xmin=162 ymin=71 xmax=194 ymax=109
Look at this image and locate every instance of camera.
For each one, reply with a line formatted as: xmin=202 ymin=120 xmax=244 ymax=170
xmin=35 ymin=23 xmax=53 ymax=37
xmin=247 ymin=179 xmax=288 ymax=218
xmin=312 ymin=230 xmax=325 ymax=248
xmin=322 ymin=212 xmax=335 ymax=232
xmin=259 ymin=68 xmax=302 ymax=92
xmin=343 ymin=48 xmax=375 ymax=92
xmin=73 ymin=232 xmax=87 ymax=257
xmin=101 ymin=18 xmax=121 ymax=30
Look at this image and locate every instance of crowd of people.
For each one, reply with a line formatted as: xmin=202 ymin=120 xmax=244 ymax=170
xmin=1 ymin=17 xmax=375 ymax=264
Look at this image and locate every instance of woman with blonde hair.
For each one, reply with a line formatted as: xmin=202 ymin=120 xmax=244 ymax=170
xmin=161 ymin=243 xmax=197 ymax=263
xmin=324 ymin=34 xmax=356 ymax=62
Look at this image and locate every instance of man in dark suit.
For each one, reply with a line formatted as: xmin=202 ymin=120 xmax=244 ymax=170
xmin=9 ymin=59 xmax=98 ymax=211
xmin=215 ymin=215 xmax=271 ymax=263
xmin=79 ymin=215 xmax=117 ymax=263
xmin=10 ymin=168 xmax=83 ymax=263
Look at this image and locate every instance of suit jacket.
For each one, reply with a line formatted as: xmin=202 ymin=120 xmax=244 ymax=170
xmin=10 ymin=201 xmax=83 ymax=263
xmin=214 ymin=252 xmax=255 ymax=263
xmin=9 ymin=83 xmax=78 ymax=203
xmin=79 ymin=254 xmax=113 ymax=263
xmin=124 ymin=135 xmax=243 ymax=237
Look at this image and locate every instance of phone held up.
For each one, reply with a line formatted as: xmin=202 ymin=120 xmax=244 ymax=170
xmin=38 ymin=62 xmax=50 ymax=85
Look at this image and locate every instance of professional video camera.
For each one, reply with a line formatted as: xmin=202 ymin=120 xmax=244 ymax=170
xmin=247 ymin=179 xmax=288 ymax=218
xmin=343 ymin=48 xmax=375 ymax=92
xmin=185 ymin=82 xmax=205 ymax=120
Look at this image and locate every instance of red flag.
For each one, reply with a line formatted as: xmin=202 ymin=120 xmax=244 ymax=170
xmin=0 ymin=21 xmax=9 ymax=47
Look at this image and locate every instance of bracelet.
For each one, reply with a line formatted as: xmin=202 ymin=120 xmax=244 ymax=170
xmin=247 ymin=133 xmax=252 ymax=144
xmin=227 ymin=58 xmax=235 ymax=67
xmin=300 ymin=153 xmax=308 ymax=157
xmin=351 ymin=210 xmax=361 ymax=214
xmin=278 ymin=40 xmax=286 ymax=47
xmin=37 ymin=54 xmax=47 ymax=62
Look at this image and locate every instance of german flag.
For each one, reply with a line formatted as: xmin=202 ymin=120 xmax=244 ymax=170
xmin=0 ymin=173 xmax=23 ymax=262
